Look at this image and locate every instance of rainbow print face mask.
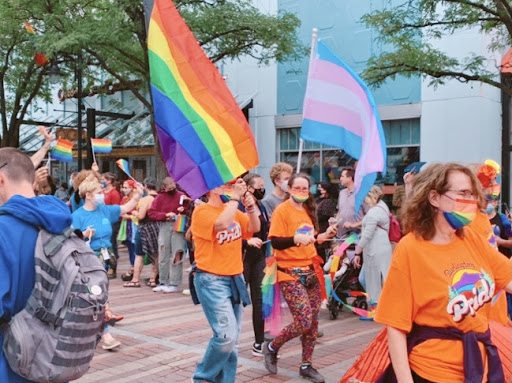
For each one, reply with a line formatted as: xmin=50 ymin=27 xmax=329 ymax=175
xmin=291 ymin=192 xmax=309 ymax=203
xmin=442 ymin=196 xmax=478 ymax=229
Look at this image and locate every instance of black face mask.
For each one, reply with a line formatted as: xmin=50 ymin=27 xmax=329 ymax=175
xmin=253 ymin=188 xmax=265 ymax=200
xmin=167 ymin=188 xmax=176 ymax=195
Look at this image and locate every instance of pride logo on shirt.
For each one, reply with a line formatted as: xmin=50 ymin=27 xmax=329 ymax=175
xmin=446 ymin=268 xmax=495 ymax=322
xmin=216 ymin=222 xmax=242 ymax=245
xmin=295 ymin=223 xmax=314 ymax=236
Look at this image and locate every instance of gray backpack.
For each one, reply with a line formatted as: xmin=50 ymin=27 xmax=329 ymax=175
xmin=2 ymin=227 xmax=108 ymax=383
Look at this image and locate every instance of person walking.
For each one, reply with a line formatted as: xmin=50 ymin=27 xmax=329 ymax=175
xmin=263 ymin=173 xmax=337 ymax=383
xmin=191 ymin=178 xmax=260 ymax=383
xmin=148 ymin=177 xmax=187 ymax=293
xmin=353 ymin=185 xmax=393 ymax=304
xmin=262 ymin=162 xmax=293 ymax=218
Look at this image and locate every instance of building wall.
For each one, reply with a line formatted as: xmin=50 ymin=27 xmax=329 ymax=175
xmin=420 ymin=16 xmax=502 ymax=165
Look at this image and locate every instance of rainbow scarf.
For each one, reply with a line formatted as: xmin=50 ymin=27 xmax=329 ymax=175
xmin=174 ymin=214 xmax=187 ymax=233
xmin=116 ymin=159 xmax=132 ymax=178
xmin=146 ymin=0 xmax=259 ymax=199
xmin=52 ymin=138 xmax=74 ymax=163
xmin=91 ymin=138 xmax=112 ymax=154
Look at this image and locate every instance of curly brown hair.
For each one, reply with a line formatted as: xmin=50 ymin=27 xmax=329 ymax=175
xmin=269 ymin=162 xmax=293 ymax=186
xmin=402 ymin=163 xmax=485 ymax=240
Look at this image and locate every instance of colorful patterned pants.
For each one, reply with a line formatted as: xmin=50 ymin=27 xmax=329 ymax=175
xmin=272 ymin=279 xmax=322 ymax=364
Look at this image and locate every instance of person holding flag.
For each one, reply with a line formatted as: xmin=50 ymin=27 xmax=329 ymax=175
xmin=191 ymin=178 xmax=260 ymax=383
xmin=263 ymin=173 xmax=337 ymax=383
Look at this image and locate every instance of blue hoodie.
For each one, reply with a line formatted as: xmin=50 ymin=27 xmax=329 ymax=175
xmin=0 ymin=195 xmax=72 ymax=383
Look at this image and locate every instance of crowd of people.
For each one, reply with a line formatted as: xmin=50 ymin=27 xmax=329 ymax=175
xmin=0 ymin=128 xmax=511 ymax=383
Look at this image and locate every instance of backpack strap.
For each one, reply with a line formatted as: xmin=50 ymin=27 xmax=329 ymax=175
xmin=375 ymin=204 xmax=390 ymax=232
xmin=44 ymin=227 xmax=74 ymax=257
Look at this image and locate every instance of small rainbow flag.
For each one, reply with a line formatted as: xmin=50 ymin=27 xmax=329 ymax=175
xmin=52 ymin=138 xmax=74 ymax=163
xmin=174 ymin=214 xmax=187 ymax=233
xmin=91 ymin=138 xmax=112 ymax=154
xmin=145 ymin=0 xmax=259 ymax=199
xmin=116 ymin=159 xmax=132 ymax=178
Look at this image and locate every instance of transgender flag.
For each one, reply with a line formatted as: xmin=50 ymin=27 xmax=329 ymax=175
xmin=301 ymin=40 xmax=386 ymax=213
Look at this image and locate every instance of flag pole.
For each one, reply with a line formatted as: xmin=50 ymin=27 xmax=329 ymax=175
xmin=297 ymin=28 xmax=319 ymax=173
xmin=90 ymin=138 xmax=97 ymax=164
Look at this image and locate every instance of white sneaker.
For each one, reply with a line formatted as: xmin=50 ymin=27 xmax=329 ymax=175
xmin=320 ymin=299 xmax=328 ymax=310
xmin=182 ymin=289 xmax=191 ymax=296
xmin=152 ymin=284 xmax=166 ymax=292
xmin=162 ymin=285 xmax=179 ymax=293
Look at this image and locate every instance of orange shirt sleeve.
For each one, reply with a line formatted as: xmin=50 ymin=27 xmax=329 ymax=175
xmin=480 ymin=236 xmax=512 ymax=290
xmin=191 ymin=205 xmax=215 ymax=241
xmin=375 ymin=238 xmax=414 ymax=332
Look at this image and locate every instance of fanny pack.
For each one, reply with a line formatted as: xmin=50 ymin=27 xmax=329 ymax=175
xmin=277 ymin=265 xmax=318 ymax=288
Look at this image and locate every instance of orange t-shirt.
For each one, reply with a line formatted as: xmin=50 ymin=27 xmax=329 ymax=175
xmin=191 ymin=203 xmax=251 ymax=276
xmin=375 ymin=228 xmax=512 ymax=382
xmin=469 ymin=211 xmax=511 ymax=326
xmin=268 ymin=199 xmax=318 ymax=277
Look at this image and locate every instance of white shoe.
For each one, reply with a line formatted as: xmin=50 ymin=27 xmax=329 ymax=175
xmin=320 ymin=299 xmax=328 ymax=310
xmin=162 ymin=285 xmax=179 ymax=293
xmin=152 ymin=284 xmax=166 ymax=292
xmin=182 ymin=289 xmax=191 ymax=296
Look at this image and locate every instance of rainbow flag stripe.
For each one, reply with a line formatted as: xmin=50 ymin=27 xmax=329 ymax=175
xmin=174 ymin=214 xmax=187 ymax=233
xmin=116 ymin=159 xmax=132 ymax=178
xmin=146 ymin=0 xmax=259 ymax=199
xmin=52 ymin=138 xmax=74 ymax=163
xmin=24 ymin=21 xmax=48 ymax=67
xmin=91 ymin=138 xmax=112 ymax=154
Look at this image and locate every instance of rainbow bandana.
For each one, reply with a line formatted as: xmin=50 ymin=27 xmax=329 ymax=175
xmin=443 ymin=197 xmax=478 ymax=229
xmin=291 ymin=192 xmax=309 ymax=203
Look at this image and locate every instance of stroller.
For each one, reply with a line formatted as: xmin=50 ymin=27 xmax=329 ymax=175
xmin=327 ymin=258 xmax=367 ymax=320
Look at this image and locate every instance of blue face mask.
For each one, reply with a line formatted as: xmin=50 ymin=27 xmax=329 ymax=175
xmin=100 ymin=181 xmax=107 ymax=188
xmin=484 ymin=203 xmax=495 ymax=214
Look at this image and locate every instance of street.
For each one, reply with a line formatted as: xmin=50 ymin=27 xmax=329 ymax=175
xmin=77 ymin=250 xmax=380 ymax=383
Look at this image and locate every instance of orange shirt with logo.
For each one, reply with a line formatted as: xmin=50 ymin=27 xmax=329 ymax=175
xmin=268 ymin=199 xmax=318 ymax=281
xmin=375 ymin=228 xmax=512 ymax=382
xmin=191 ymin=204 xmax=251 ymax=276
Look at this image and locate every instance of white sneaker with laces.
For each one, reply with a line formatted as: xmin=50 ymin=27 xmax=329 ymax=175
xmin=152 ymin=284 xmax=166 ymax=292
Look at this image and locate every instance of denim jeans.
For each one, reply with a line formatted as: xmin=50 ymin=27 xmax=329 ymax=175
xmin=193 ymin=271 xmax=244 ymax=383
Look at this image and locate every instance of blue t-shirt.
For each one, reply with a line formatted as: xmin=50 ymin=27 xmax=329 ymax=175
xmin=72 ymin=204 xmax=121 ymax=251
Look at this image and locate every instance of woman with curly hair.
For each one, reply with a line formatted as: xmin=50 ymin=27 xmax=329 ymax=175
xmin=374 ymin=163 xmax=512 ymax=383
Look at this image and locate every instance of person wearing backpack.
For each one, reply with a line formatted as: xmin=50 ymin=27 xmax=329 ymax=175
xmin=353 ymin=185 xmax=393 ymax=304
xmin=0 ymin=148 xmax=72 ymax=383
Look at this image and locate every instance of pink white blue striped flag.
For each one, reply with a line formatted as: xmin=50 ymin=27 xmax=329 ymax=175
xmin=301 ymin=40 xmax=387 ymax=213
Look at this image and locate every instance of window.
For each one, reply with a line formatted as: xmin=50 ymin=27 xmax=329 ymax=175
xmin=277 ymin=118 xmax=420 ymax=186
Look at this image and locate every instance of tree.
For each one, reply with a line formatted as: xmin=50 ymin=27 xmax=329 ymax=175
xmin=360 ymin=0 xmax=512 ymax=95
xmin=0 ymin=0 xmax=306 ymax=153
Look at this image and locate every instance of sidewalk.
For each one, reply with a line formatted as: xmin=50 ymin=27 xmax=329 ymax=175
xmin=76 ymin=251 xmax=380 ymax=383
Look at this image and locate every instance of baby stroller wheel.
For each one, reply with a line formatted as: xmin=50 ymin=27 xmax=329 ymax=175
xmin=355 ymin=298 xmax=368 ymax=311
xmin=329 ymin=307 xmax=338 ymax=320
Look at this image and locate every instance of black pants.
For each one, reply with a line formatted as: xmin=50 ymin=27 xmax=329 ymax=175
xmin=411 ymin=369 xmax=435 ymax=383
xmin=243 ymin=248 xmax=265 ymax=345
xmin=111 ymin=221 xmax=121 ymax=259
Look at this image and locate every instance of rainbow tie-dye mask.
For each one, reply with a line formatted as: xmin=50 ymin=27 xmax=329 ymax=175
xmin=291 ymin=192 xmax=309 ymax=203
xmin=442 ymin=197 xmax=478 ymax=229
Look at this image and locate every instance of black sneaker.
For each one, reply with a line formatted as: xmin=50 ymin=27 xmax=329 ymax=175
xmin=299 ymin=365 xmax=325 ymax=383
xmin=252 ymin=342 xmax=263 ymax=357
xmin=263 ymin=341 xmax=278 ymax=374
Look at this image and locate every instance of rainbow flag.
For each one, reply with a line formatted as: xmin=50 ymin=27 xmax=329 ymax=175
xmin=24 ymin=21 xmax=49 ymax=67
xmin=145 ymin=0 xmax=259 ymax=199
xmin=91 ymin=138 xmax=113 ymax=154
xmin=301 ymin=40 xmax=387 ymax=214
xmin=116 ymin=159 xmax=132 ymax=178
xmin=173 ymin=214 xmax=187 ymax=233
xmin=52 ymin=138 xmax=74 ymax=163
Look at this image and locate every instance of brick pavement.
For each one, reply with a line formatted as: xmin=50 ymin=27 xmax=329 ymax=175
xmin=76 ymin=250 xmax=381 ymax=383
